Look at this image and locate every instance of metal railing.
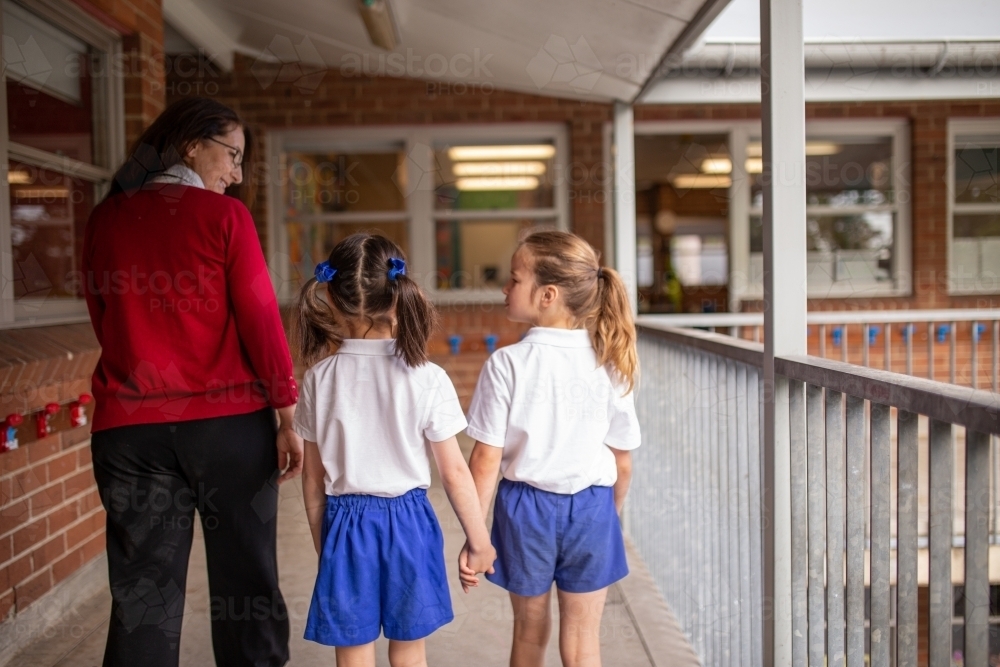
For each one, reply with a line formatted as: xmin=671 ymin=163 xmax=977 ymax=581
xmin=629 ymin=321 xmax=1000 ymax=667
xmin=639 ymin=310 xmax=1000 ymax=391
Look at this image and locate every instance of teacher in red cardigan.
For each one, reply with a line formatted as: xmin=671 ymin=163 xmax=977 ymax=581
xmin=83 ymin=97 xmax=301 ymax=667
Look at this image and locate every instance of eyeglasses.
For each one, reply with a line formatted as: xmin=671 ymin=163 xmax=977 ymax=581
xmin=206 ymin=136 xmax=243 ymax=170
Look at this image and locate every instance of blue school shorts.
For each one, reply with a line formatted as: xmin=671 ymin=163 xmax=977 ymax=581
xmin=485 ymin=479 xmax=629 ymax=597
xmin=304 ymin=488 xmax=453 ymax=646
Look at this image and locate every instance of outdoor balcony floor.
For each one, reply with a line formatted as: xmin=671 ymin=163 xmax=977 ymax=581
xmin=10 ymin=436 xmax=698 ymax=667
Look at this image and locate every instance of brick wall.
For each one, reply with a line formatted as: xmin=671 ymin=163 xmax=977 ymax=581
xmin=0 ymin=415 xmax=101 ymax=620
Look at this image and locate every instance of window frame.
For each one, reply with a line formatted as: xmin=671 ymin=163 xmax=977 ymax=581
xmin=267 ymin=123 xmax=570 ymax=305
xmin=947 ymin=118 xmax=1000 ymax=295
xmin=0 ymin=0 xmax=125 ymax=329
xmin=629 ymin=119 xmax=913 ymax=307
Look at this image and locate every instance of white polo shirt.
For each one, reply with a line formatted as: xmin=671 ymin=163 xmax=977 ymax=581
xmin=466 ymin=327 xmax=641 ymax=495
xmin=293 ymin=338 xmax=468 ymax=497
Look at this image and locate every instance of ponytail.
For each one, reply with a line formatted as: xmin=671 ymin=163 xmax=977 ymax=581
xmin=293 ymin=278 xmax=342 ymax=367
xmin=390 ymin=274 xmax=437 ymax=367
xmin=593 ymin=266 xmax=638 ymax=393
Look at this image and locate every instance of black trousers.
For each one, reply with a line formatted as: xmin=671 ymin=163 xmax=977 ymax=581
xmin=91 ymin=408 xmax=289 ymax=667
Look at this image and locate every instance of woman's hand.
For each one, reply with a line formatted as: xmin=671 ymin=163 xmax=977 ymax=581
xmin=275 ymin=406 xmax=303 ymax=483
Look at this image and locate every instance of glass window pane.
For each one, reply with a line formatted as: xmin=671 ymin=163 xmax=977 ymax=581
xmin=951 ymin=214 xmax=1000 ymax=290
xmin=749 ymin=136 xmax=895 ymax=208
xmin=285 ymin=221 xmax=409 ymax=293
xmin=433 ymin=143 xmax=556 ymax=211
xmin=953 ymin=139 xmax=998 ymax=204
xmin=284 ymin=151 xmax=406 ymax=215
xmin=670 ymin=234 xmax=727 ymax=286
xmin=9 ymin=160 xmax=96 ymax=300
xmin=4 ymin=1 xmax=96 ymax=163
xmin=954 ymin=213 xmax=1000 ymax=238
xmin=434 ymin=218 xmax=555 ymax=290
xmin=806 ymin=213 xmax=895 ymax=288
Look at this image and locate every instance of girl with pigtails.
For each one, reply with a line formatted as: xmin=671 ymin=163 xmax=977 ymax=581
xmin=462 ymin=230 xmax=641 ymax=667
xmin=292 ymin=233 xmax=495 ymax=667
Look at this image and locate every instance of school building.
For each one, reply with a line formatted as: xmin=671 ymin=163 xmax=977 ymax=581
xmin=0 ymin=0 xmax=998 ymax=664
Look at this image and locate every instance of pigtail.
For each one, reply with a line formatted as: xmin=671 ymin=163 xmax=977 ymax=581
xmin=293 ymin=278 xmax=343 ymax=367
xmin=391 ymin=275 xmax=437 ymax=367
xmin=592 ymin=266 xmax=638 ymax=394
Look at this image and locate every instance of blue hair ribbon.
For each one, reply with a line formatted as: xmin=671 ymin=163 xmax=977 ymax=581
xmin=314 ymin=261 xmax=337 ymax=283
xmin=387 ymin=257 xmax=406 ymax=281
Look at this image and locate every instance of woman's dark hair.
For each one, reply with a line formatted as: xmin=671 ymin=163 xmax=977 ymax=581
xmin=106 ymin=96 xmax=255 ymax=205
xmin=294 ymin=233 xmax=437 ymax=368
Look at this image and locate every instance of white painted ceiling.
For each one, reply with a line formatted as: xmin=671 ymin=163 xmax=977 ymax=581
xmin=164 ymin=0 xmax=726 ymax=102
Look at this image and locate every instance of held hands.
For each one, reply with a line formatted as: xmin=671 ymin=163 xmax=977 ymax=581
xmin=458 ymin=539 xmax=497 ymax=594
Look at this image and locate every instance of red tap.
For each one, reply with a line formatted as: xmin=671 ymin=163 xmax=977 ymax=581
xmin=1 ymin=413 xmax=24 ymax=452
xmin=36 ymin=403 xmax=60 ymax=439
xmin=70 ymin=394 xmax=92 ymax=428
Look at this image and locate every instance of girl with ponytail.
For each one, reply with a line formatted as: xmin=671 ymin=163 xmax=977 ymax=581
xmin=463 ymin=230 xmax=641 ymax=667
xmin=291 ymin=233 xmax=495 ymax=667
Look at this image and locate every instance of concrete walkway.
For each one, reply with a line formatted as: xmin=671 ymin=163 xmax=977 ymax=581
xmin=10 ymin=437 xmax=699 ymax=667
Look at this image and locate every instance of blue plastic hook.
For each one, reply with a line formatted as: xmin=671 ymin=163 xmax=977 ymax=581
xmin=484 ymin=334 xmax=498 ymax=354
xmin=868 ymin=325 xmax=880 ymax=346
xmin=448 ymin=335 xmax=462 ymax=355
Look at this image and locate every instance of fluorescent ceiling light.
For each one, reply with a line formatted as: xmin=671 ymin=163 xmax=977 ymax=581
xmin=359 ymin=0 xmax=398 ymax=51
xmin=746 ymin=141 xmax=841 ymax=157
xmin=745 ymin=158 xmax=763 ymax=174
xmin=14 ymin=187 xmax=69 ymax=199
xmin=448 ymin=145 xmax=555 ymax=161
xmin=456 ymin=176 xmax=539 ymax=191
xmin=453 ymin=161 xmax=547 ymax=177
xmin=8 ymin=170 xmax=31 ymax=184
xmin=700 ymin=157 xmax=732 ymax=174
xmin=670 ymin=174 xmax=731 ymax=189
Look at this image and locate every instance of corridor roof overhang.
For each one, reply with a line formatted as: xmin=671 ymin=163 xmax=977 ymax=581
xmin=639 ymin=38 xmax=1000 ymax=103
xmin=162 ymin=0 xmax=734 ymax=103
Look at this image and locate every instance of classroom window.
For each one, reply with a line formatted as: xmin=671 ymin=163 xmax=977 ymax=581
xmin=1 ymin=0 xmax=124 ymax=327
xmin=269 ymin=127 xmax=569 ymax=303
xmin=749 ymin=130 xmax=904 ymax=296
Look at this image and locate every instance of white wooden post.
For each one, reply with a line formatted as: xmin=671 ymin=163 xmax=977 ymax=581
xmin=613 ymin=101 xmax=638 ymax=314
xmin=760 ymin=0 xmax=807 ymax=664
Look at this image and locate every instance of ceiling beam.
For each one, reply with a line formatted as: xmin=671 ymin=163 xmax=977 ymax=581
xmin=162 ymin=0 xmax=239 ymax=71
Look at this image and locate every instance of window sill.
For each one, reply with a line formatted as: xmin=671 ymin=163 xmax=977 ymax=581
xmin=0 ymin=323 xmax=100 ymax=414
xmin=741 ymin=284 xmax=912 ymax=300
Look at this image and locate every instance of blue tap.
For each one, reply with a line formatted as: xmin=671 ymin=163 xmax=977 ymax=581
xmin=485 ymin=334 xmax=498 ymax=353
xmin=448 ymin=335 xmax=462 ymax=355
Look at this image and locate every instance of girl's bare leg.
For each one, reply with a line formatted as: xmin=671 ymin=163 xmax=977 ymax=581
xmin=388 ymin=638 xmax=427 ymax=667
xmin=335 ymin=642 xmax=376 ymax=667
xmin=510 ymin=589 xmax=553 ymax=667
xmin=557 ymin=587 xmax=608 ymax=667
